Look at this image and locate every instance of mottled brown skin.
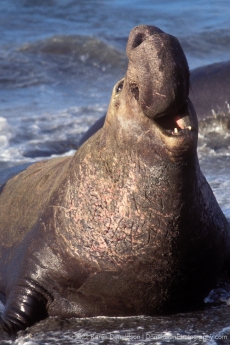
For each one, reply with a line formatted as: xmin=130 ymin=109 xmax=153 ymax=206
xmin=1 ymin=25 xmax=230 ymax=334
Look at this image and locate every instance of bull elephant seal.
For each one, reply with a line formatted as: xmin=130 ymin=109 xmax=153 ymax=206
xmin=1 ymin=25 xmax=230 ymax=334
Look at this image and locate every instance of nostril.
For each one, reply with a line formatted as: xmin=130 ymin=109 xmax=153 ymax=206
xmin=132 ymin=33 xmax=146 ymax=49
xmin=126 ymin=25 xmax=164 ymax=58
xmin=130 ymin=83 xmax=139 ymax=100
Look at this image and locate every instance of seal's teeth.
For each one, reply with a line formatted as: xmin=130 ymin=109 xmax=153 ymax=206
xmin=174 ymin=128 xmax=178 ymax=134
xmin=187 ymin=126 xmax=192 ymax=131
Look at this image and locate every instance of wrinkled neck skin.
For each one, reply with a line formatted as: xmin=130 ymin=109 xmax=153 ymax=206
xmin=101 ymin=119 xmax=200 ymax=226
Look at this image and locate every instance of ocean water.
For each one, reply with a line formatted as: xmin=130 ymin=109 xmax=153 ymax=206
xmin=1 ymin=0 xmax=230 ymax=344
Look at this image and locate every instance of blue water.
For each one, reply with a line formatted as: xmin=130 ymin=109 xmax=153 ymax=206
xmin=1 ymin=0 xmax=230 ymax=66
xmin=1 ymin=1 xmax=230 ymax=344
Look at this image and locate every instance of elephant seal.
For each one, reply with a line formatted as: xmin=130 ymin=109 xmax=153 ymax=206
xmin=1 ymin=25 xmax=230 ymax=334
xmin=78 ymin=61 xmax=230 ymax=146
xmin=190 ymin=60 xmax=230 ymax=120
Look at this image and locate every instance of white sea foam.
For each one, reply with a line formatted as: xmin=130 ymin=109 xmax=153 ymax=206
xmin=0 ymin=105 xmax=106 ymax=168
xmin=0 ymin=117 xmax=11 ymax=149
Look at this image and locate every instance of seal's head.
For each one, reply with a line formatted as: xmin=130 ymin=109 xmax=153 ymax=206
xmin=105 ymin=25 xmax=198 ymax=160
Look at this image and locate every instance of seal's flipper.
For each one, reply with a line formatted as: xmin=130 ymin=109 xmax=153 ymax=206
xmin=1 ymin=282 xmax=49 ymax=334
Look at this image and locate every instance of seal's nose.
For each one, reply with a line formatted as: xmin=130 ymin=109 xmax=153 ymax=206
xmin=126 ymin=25 xmax=190 ymax=119
xmin=126 ymin=25 xmax=164 ymax=52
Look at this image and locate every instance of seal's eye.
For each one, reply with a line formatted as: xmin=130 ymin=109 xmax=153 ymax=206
xmin=116 ymin=81 xmax=124 ymax=94
xmin=130 ymin=83 xmax=139 ymax=101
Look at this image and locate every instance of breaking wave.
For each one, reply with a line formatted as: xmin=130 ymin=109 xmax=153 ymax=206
xmin=0 ymin=35 xmax=127 ymax=89
xmin=19 ymin=35 xmax=127 ymax=69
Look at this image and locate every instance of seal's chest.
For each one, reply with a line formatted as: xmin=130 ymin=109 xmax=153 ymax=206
xmin=65 ymin=170 xmax=181 ymax=264
xmin=76 ymin=259 xmax=176 ymax=315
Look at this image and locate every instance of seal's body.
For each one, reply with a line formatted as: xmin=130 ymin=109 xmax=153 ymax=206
xmin=0 ymin=25 xmax=230 ymax=334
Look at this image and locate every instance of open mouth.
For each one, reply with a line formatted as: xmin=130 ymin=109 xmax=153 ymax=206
xmin=153 ymin=112 xmax=196 ymax=137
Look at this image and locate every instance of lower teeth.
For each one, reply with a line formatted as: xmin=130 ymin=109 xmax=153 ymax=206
xmin=172 ymin=126 xmax=192 ymax=134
